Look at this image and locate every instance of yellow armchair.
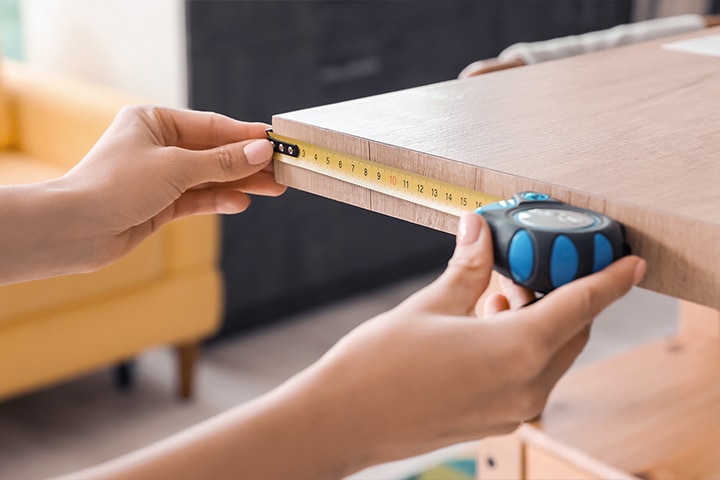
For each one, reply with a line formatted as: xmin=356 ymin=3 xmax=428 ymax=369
xmin=0 ymin=59 xmax=222 ymax=401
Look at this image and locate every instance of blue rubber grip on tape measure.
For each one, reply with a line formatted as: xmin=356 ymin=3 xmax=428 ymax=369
xmin=476 ymin=192 xmax=629 ymax=293
xmin=549 ymin=235 xmax=579 ymax=288
xmin=508 ymin=230 xmax=534 ymax=283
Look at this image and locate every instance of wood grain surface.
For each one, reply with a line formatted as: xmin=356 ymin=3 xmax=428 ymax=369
xmin=522 ymin=336 xmax=720 ymax=480
xmin=273 ymin=27 xmax=720 ymax=308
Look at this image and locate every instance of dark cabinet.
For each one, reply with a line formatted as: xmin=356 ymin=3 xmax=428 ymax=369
xmin=186 ymin=0 xmax=632 ymax=338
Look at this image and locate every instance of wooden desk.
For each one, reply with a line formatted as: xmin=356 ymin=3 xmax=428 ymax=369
xmin=273 ymin=27 xmax=720 ymax=479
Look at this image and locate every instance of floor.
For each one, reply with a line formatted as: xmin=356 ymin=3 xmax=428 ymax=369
xmin=0 ymin=271 xmax=678 ymax=480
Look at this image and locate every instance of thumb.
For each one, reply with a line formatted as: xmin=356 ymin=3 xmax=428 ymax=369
xmin=177 ymin=138 xmax=273 ymax=188
xmin=403 ymin=213 xmax=494 ymax=315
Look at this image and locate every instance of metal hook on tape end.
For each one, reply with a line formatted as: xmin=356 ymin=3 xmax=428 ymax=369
xmin=266 ymin=129 xmax=300 ymax=158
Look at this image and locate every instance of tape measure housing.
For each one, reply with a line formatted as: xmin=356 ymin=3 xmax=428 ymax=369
xmin=477 ymin=192 xmax=629 ymax=293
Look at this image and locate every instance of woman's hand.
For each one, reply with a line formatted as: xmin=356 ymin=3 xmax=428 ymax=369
xmin=61 ymin=106 xmax=285 ymax=269
xmin=297 ymin=212 xmax=646 ymax=474
xmin=65 ymin=213 xmax=646 ymax=480
xmin=0 ymin=106 xmax=285 ymax=285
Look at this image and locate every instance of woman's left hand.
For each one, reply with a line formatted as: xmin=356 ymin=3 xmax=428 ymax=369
xmin=59 ymin=105 xmax=286 ymax=269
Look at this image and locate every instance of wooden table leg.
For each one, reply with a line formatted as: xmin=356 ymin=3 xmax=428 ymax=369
xmin=677 ymin=300 xmax=720 ymax=339
xmin=477 ymin=433 xmax=523 ymax=480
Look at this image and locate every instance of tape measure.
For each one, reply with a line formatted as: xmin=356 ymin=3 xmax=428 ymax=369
xmin=267 ymin=130 xmax=629 ymax=293
xmin=477 ymin=192 xmax=630 ymax=294
xmin=266 ymin=130 xmax=500 ymax=216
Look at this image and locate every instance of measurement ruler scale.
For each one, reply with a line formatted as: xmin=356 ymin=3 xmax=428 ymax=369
xmin=267 ymin=130 xmax=500 ymax=216
xmin=267 ymin=129 xmax=628 ymax=293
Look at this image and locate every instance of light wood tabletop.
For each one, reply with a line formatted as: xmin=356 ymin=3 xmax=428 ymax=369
xmin=273 ymin=27 xmax=720 ymax=309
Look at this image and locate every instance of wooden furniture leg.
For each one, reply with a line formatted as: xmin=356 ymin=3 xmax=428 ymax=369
xmin=113 ymin=360 xmax=136 ymax=392
xmin=678 ymin=300 xmax=720 ymax=339
xmin=475 ymin=335 xmax=720 ymax=479
xmin=477 ymin=433 xmax=523 ymax=479
xmin=176 ymin=342 xmax=199 ymax=400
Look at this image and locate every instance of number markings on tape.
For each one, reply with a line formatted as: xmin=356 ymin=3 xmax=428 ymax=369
xmin=268 ymin=131 xmax=500 ymax=216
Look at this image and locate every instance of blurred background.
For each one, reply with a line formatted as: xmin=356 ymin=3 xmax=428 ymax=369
xmin=0 ymin=1 xmax=716 ymax=478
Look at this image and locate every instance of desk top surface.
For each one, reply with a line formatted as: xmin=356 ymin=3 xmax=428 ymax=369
xmin=274 ymin=27 xmax=720 ymax=307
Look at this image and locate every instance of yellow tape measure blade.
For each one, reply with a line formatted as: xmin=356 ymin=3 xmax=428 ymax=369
xmin=267 ymin=130 xmax=500 ymax=215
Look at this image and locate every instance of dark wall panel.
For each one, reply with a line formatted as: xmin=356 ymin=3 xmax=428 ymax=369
xmin=186 ymin=0 xmax=632 ymax=339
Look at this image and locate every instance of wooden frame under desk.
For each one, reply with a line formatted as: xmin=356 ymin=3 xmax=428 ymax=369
xmin=271 ymin=26 xmax=720 ymax=480
xmin=478 ymin=301 xmax=720 ymax=480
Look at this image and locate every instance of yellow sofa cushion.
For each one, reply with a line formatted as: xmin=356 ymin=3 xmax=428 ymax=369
xmin=0 ymin=269 xmax=221 ymax=400
xmin=0 ymin=151 xmax=165 ymax=325
xmin=0 ymin=236 xmax=165 ymax=326
xmin=1 ymin=59 xmax=136 ymax=171
xmin=0 ymin=150 xmax=66 ymax=182
xmin=0 ymin=60 xmax=16 ymax=149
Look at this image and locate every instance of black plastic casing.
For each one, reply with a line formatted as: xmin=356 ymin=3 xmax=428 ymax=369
xmin=478 ymin=193 xmax=629 ymax=294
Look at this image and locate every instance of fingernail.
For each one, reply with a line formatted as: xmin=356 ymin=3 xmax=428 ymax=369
xmin=244 ymin=139 xmax=272 ymax=165
xmin=457 ymin=213 xmax=481 ymax=245
xmin=633 ymin=259 xmax=647 ymax=285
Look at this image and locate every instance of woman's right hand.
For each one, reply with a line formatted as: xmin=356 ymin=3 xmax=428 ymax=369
xmin=298 ymin=213 xmax=645 ymax=474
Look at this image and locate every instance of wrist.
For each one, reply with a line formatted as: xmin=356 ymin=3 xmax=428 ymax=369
xmin=0 ymin=179 xmax=98 ymax=284
xmin=248 ymin=367 xmax=374 ymax=479
xmin=71 ymin=366 xmax=376 ymax=480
